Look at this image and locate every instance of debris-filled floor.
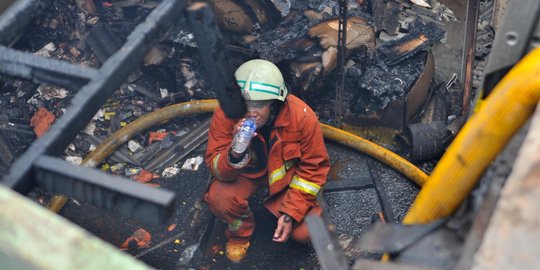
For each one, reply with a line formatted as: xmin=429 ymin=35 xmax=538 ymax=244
xmin=57 ymin=140 xmax=418 ymax=269
xmin=0 ymin=0 xmax=498 ymax=268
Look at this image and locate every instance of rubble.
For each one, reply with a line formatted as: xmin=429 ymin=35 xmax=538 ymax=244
xmin=181 ymin=155 xmax=204 ymax=171
xmin=0 ymin=0 xmax=491 ymax=268
xmin=121 ymin=228 xmax=152 ymax=250
xmin=29 ymin=107 xmax=55 ymax=137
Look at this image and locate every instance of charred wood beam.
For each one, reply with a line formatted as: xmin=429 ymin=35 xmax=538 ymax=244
xmin=378 ymin=21 xmax=444 ymax=66
xmin=86 ymin=27 xmax=124 ymax=64
xmin=355 ymin=220 xmax=446 ymax=254
xmin=186 ymin=2 xmax=246 ymax=119
xmin=306 ymin=215 xmax=349 ymax=270
xmin=0 ymin=134 xmax=13 ymax=169
xmin=0 ymin=0 xmax=48 ymax=46
xmin=86 ymin=27 xmax=160 ymax=101
xmin=33 ymin=155 xmax=174 ymax=224
xmin=0 ymin=46 xmax=97 ymax=90
xmin=4 ymin=0 xmax=186 ymax=196
xmin=460 ymin=0 xmax=479 ymax=115
xmin=334 ymin=0 xmax=348 ymax=126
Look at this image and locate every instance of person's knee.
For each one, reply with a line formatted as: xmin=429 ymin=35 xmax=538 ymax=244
xmin=204 ymin=183 xmax=232 ymax=214
xmin=290 ymin=207 xmax=323 ymax=244
xmin=291 ymin=225 xmax=311 ymax=244
xmin=204 ymin=182 xmax=249 ymax=216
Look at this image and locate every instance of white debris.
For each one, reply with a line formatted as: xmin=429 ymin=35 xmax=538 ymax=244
xmin=65 ymin=156 xmax=83 ymax=165
xmin=144 ymin=46 xmax=167 ymax=66
xmin=162 ymin=165 xmax=181 ymax=178
xmin=160 ymin=88 xmax=169 ymax=98
xmin=270 ymin=0 xmax=291 ymax=17
xmin=128 ymin=140 xmax=143 ymax=153
xmin=89 ymin=144 xmax=96 ymax=151
xmin=176 ymin=128 xmax=190 ymax=137
xmin=83 ymin=122 xmax=96 ymax=135
xmin=68 ymin=143 xmax=76 ymax=151
xmin=181 ymin=156 xmax=204 ymax=171
xmin=34 ymin=42 xmax=56 ymax=57
xmin=93 ymin=109 xmax=104 ymax=121
xmin=410 ymin=0 xmax=431 ymax=8
xmin=37 ymin=85 xmax=68 ymax=100
xmin=432 ymin=1 xmax=457 ymax=21
xmin=26 ymin=94 xmax=40 ymax=105
xmin=87 ymin=16 xmax=99 ymax=25
xmin=17 ymin=90 xmax=26 ymax=98
xmin=71 ymin=199 xmax=81 ymax=206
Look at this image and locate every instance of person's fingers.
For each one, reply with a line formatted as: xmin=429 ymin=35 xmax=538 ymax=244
xmin=273 ymin=220 xmax=283 ymax=240
xmin=273 ymin=224 xmax=292 ymax=242
xmin=233 ymin=118 xmax=246 ymax=134
xmin=273 ymin=217 xmax=285 ymax=241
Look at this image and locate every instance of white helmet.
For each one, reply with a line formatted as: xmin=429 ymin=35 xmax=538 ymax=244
xmin=235 ymin=59 xmax=288 ymax=101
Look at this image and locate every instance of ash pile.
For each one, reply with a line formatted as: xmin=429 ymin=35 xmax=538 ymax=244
xmin=0 ymin=0 xmax=489 ymax=269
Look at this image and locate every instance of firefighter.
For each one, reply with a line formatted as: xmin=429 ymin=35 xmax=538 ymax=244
xmin=204 ymin=59 xmax=330 ymax=262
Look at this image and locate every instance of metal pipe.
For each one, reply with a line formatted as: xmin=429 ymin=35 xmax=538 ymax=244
xmin=404 ymin=46 xmax=540 ymax=224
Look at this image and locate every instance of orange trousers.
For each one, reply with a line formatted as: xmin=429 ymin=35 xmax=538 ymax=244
xmin=204 ymin=175 xmax=321 ymax=244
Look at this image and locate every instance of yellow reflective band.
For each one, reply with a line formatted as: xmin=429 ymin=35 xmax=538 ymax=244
xmin=229 ymin=219 xmax=242 ymax=231
xmin=212 ymin=154 xmax=222 ymax=179
xmin=269 ymin=165 xmax=286 ymax=185
xmin=290 ymin=175 xmax=321 ymax=196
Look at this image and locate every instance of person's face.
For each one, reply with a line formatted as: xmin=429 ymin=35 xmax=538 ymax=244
xmin=245 ymin=100 xmax=273 ymax=128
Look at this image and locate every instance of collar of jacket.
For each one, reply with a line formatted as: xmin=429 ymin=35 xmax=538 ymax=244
xmin=273 ymin=96 xmax=292 ymax=128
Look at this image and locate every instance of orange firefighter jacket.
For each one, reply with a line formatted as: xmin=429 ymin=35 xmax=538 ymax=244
xmin=205 ymin=95 xmax=330 ymax=223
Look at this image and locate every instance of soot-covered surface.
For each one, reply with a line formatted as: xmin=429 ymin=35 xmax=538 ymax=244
xmin=59 ymin=140 xmax=418 ymax=269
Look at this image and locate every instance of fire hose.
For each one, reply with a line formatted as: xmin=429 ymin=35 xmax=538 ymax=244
xmin=404 ymin=46 xmax=540 ymax=224
xmin=48 ymin=99 xmax=429 ymax=213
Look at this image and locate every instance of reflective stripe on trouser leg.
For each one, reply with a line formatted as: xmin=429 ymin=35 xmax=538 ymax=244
xmin=225 ymin=212 xmax=255 ymax=244
xmin=204 ymin=176 xmax=266 ymax=244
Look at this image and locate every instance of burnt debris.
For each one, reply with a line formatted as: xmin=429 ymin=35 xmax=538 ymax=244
xmin=0 ymin=0 xmax=487 ymax=268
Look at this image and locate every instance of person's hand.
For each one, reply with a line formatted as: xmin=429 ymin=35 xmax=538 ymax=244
xmin=230 ymin=118 xmax=257 ymax=158
xmin=232 ymin=118 xmax=245 ymax=136
xmin=232 ymin=118 xmax=258 ymax=137
xmin=272 ymin=214 xmax=293 ymax=243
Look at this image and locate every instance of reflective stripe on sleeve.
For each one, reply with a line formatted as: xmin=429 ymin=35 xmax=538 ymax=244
xmin=269 ymin=165 xmax=286 ymax=185
xmin=212 ymin=153 xmax=222 ymax=179
xmin=290 ymin=175 xmax=321 ymax=196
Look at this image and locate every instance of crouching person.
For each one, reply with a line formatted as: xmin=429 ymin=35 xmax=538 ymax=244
xmin=204 ymin=59 xmax=330 ymax=263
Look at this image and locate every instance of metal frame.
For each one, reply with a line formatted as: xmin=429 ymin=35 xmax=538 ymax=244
xmin=480 ymin=0 xmax=540 ymax=95
xmin=0 ymin=0 xmax=187 ymax=224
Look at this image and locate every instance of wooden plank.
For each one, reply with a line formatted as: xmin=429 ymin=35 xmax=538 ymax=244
xmin=0 ymin=186 xmax=150 ymax=270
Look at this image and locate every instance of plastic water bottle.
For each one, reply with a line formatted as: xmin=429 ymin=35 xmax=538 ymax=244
xmin=231 ymin=118 xmax=256 ymax=154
